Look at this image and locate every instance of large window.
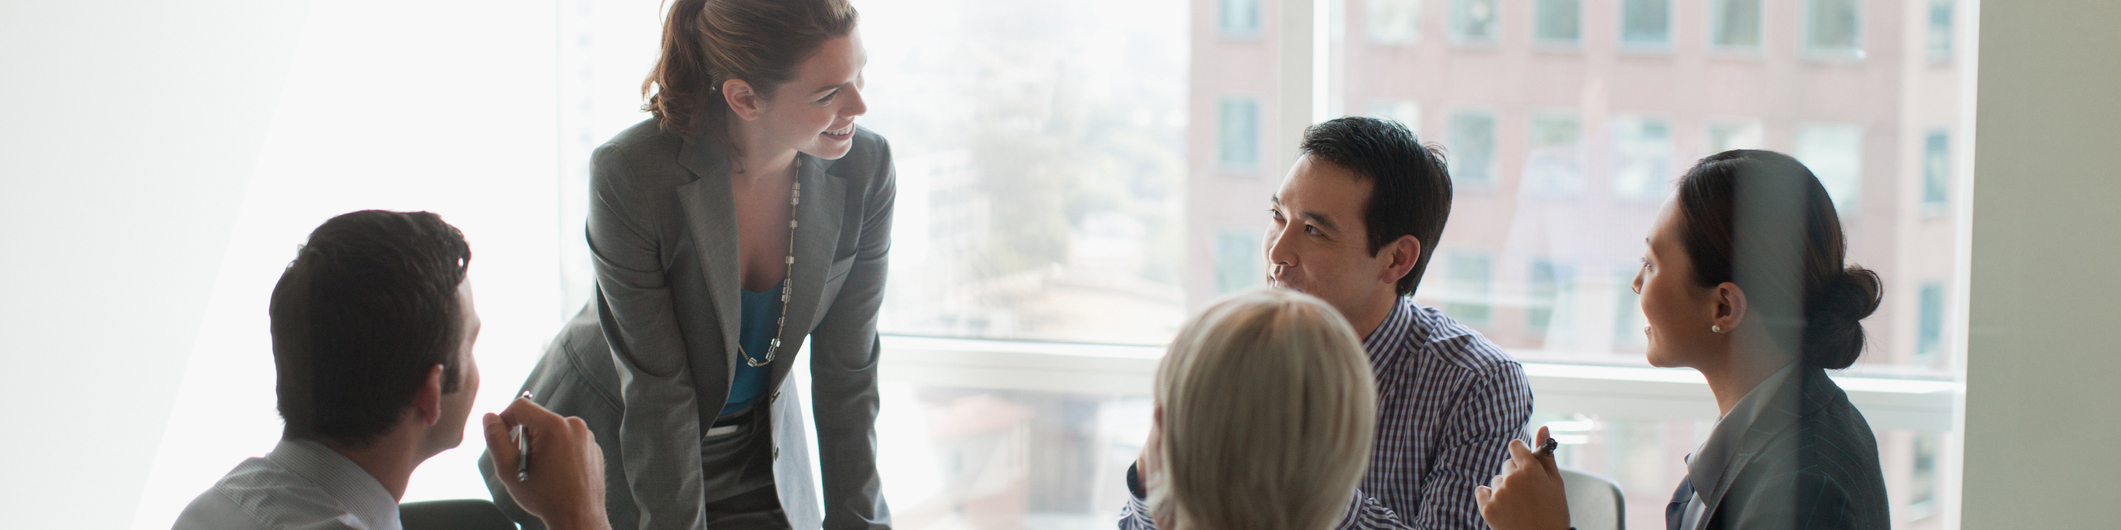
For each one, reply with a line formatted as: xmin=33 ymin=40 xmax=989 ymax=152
xmin=116 ymin=0 xmax=1976 ymax=527
xmin=1333 ymin=0 xmax=1971 ymax=523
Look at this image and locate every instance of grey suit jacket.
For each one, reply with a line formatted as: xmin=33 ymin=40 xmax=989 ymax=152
xmin=1687 ymin=367 xmax=1889 ymax=530
xmin=484 ymin=118 xmax=894 ymax=530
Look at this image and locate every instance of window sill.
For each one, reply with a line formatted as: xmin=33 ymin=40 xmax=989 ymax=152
xmin=877 ymin=334 xmax=1959 ymax=431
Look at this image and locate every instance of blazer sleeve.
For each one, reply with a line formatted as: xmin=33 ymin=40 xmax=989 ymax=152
xmin=589 ymin=143 xmax=708 ymax=530
xmin=806 ymin=136 xmax=895 ymax=529
xmin=1410 ymin=357 xmax=1533 ymax=530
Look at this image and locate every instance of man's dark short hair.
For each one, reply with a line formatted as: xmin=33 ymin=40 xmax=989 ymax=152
xmin=1300 ymin=116 xmax=1453 ymax=295
xmin=270 ymin=210 xmax=471 ymax=446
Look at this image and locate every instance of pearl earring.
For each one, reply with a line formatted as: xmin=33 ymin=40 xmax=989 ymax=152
xmin=1711 ymin=325 xmax=1723 ymax=333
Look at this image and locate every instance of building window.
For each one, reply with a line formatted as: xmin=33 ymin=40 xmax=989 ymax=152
xmin=1447 ymin=110 xmax=1498 ymax=187
xmin=1612 ymin=267 xmax=1647 ymax=350
xmin=1533 ymin=0 xmax=1581 ymax=45
xmin=1366 ymin=100 xmax=1422 ymax=135
xmin=1218 ymin=97 xmax=1260 ymax=169
xmin=1804 ymin=0 xmax=1864 ymax=56
xmin=1611 ymin=115 xmax=1673 ymax=201
xmin=1928 ymin=0 xmax=1954 ymax=62
xmin=1909 ymin=433 xmax=1942 ymax=519
xmin=1706 ymin=119 xmax=1764 ymax=153
xmin=1794 ymin=123 xmax=1864 ymax=215
xmin=1710 ymin=0 xmax=1763 ymax=50
xmin=1446 ymin=252 xmax=1494 ymax=324
xmin=1450 ymin=0 xmax=1500 ymax=44
xmin=1620 ymin=0 xmax=1671 ymax=48
xmin=1917 ymin=282 xmax=1946 ymax=364
xmin=1924 ymin=130 xmax=1950 ymax=213
xmin=1368 ymin=0 xmax=1424 ymax=45
xmin=1216 ymin=229 xmax=1264 ymax=294
xmin=1525 ymin=113 xmax=1584 ymax=195
xmin=1221 ymin=0 xmax=1262 ymax=35
xmin=1528 ymin=259 xmax=1575 ymax=337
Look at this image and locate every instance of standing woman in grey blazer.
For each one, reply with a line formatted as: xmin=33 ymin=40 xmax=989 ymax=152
xmin=1478 ymin=150 xmax=1890 ymax=530
xmin=481 ymin=0 xmax=891 ymax=528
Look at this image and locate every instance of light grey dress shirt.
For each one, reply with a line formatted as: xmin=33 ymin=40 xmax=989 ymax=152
xmin=172 ymin=439 xmax=401 ymax=530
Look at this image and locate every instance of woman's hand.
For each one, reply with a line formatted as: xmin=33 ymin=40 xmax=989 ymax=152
xmin=1476 ymin=426 xmax=1572 ymax=530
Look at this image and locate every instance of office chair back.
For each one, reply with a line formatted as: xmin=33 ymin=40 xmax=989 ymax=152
xmin=1558 ymin=467 xmax=1626 ymax=530
xmin=400 ymin=498 xmax=519 ymax=530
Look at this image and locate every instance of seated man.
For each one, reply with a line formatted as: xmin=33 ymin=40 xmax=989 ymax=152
xmin=174 ymin=210 xmax=609 ymax=530
xmin=1122 ymin=117 xmax=1533 ymax=529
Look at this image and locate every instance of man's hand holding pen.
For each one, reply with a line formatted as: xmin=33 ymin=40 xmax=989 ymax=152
xmin=483 ymin=396 xmax=612 ymax=530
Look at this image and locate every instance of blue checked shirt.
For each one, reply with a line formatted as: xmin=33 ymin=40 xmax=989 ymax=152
xmin=1119 ymin=296 xmax=1535 ymax=530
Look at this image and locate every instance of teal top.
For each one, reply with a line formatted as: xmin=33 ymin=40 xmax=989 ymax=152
xmin=719 ymin=286 xmax=780 ymax=416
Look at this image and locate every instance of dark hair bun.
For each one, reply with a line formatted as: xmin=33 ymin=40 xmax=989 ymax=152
xmin=1802 ymin=266 xmax=1883 ymax=369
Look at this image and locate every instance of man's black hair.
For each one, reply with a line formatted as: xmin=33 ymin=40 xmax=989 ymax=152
xmin=1299 ymin=116 xmax=1454 ymax=295
xmin=270 ymin=210 xmax=471 ymax=446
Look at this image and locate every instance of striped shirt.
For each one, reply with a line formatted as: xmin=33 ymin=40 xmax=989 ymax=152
xmin=1118 ymin=296 xmax=1534 ymax=530
xmin=173 ymin=439 xmax=402 ymax=530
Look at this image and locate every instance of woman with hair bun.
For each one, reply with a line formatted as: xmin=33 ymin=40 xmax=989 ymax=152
xmin=484 ymin=0 xmax=891 ymax=528
xmin=1477 ymin=150 xmax=1890 ymax=530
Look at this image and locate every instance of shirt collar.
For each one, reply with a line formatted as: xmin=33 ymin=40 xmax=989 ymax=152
xmin=266 ymin=438 xmax=403 ymax=530
xmin=1360 ymin=295 xmax=1419 ymax=358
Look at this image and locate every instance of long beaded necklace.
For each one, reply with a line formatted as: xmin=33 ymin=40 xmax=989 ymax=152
xmin=737 ymin=162 xmax=800 ymax=368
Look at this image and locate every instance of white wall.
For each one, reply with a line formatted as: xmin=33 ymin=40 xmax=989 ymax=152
xmin=1962 ymin=1 xmax=2121 ymax=528
xmin=0 ymin=2 xmax=309 ymax=528
xmin=0 ymin=1 xmax=562 ymax=528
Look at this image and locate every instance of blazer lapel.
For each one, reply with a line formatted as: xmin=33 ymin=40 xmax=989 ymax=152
xmin=1689 ymin=370 xmax=1812 ymax=529
xmin=769 ymin=154 xmax=845 ymax=386
xmin=673 ymin=136 xmax=745 ymax=396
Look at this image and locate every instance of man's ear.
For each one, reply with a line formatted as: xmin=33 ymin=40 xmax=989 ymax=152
xmin=1380 ymin=235 xmax=1422 ymax=287
xmin=723 ymin=79 xmax=764 ymax=121
xmin=414 ymin=364 xmax=443 ymax=426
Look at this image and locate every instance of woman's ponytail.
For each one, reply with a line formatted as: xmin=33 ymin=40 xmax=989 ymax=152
xmin=639 ymin=0 xmax=857 ymax=146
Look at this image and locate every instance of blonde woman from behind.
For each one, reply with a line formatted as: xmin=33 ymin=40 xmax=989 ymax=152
xmin=1135 ymin=289 xmax=1409 ymax=530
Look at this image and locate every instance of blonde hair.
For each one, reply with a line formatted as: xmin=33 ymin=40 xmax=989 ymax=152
xmin=1148 ymin=289 xmax=1378 ymax=530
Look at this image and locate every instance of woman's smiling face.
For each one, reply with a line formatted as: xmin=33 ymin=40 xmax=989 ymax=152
xmin=753 ymin=31 xmax=868 ymax=160
xmin=1635 ymin=202 xmax=1722 ymax=369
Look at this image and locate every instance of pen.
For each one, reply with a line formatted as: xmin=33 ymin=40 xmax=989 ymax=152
xmin=1533 ymin=436 xmax=1558 ymax=458
xmin=515 ymin=390 xmax=533 ymax=481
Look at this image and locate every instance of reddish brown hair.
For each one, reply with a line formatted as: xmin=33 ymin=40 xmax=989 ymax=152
xmin=642 ymin=0 xmax=858 ymax=148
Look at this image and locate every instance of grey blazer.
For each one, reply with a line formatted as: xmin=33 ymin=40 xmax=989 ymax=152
xmin=1685 ymin=367 xmax=1889 ymax=530
xmin=483 ymin=118 xmax=894 ymax=530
